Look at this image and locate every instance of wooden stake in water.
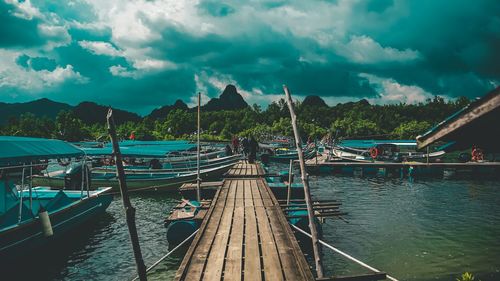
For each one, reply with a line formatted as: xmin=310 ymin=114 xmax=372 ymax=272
xmin=107 ymin=109 xmax=147 ymax=281
xmin=197 ymin=92 xmax=201 ymax=202
xmin=283 ymin=85 xmax=324 ymax=278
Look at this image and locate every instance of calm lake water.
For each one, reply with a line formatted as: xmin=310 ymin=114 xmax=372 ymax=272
xmin=3 ymin=163 xmax=500 ymax=281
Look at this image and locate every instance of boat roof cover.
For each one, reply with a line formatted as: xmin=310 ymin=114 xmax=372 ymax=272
xmin=0 ymin=136 xmax=83 ymax=164
xmin=103 ymin=140 xmax=190 ymax=147
xmin=417 ymin=87 xmax=500 ymax=151
xmin=83 ymin=143 xmax=196 ymax=157
xmin=339 ymin=139 xmax=416 ymax=149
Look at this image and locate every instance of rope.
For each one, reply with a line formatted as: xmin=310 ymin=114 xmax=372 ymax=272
xmin=130 ymin=229 xmax=199 ymax=281
xmin=290 ymin=224 xmax=399 ymax=281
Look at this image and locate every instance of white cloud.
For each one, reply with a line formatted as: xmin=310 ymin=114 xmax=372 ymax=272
xmin=38 ymin=24 xmax=71 ymax=49
xmin=6 ymin=0 xmax=43 ymax=20
xmin=359 ymin=73 xmax=435 ymax=104
xmin=38 ymin=65 xmax=89 ymax=86
xmin=192 ymin=71 xmax=283 ymax=108
xmin=78 ymin=40 xmax=123 ymax=57
xmin=336 ymin=35 xmax=421 ymax=64
xmin=108 ymin=58 xmax=176 ymax=79
xmin=0 ymin=50 xmax=88 ymax=92
xmin=109 ymin=65 xmax=136 ymax=78
xmin=132 ymin=59 xmax=176 ymax=70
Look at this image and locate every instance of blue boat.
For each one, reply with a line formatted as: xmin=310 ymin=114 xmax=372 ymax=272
xmin=164 ymin=199 xmax=202 ymax=246
xmin=330 ymin=139 xmax=445 ymax=163
xmin=0 ymin=136 xmax=113 ymax=261
xmin=261 ymin=145 xmax=317 ymax=164
xmin=265 ymin=170 xmax=305 ymax=200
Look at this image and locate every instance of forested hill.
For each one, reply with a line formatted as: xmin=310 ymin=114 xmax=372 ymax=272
xmin=0 ymin=98 xmax=72 ymax=123
xmin=0 ymin=84 xmax=483 ymax=142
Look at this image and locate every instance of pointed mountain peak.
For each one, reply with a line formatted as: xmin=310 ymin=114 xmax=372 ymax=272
xmin=203 ymin=84 xmax=248 ymax=111
xmin=302 ymin=95 xmax=328 ymax=108
xmin=173 ymin=99 xmax=188 ymax=109
xmin=148 ymin=99 xmax=189 ymax=119
xmin=220 ymin=84 xmax=238 ymax=98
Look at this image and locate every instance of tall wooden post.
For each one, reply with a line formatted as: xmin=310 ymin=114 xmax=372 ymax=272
xmin=196 ymin=93 xmax=201 ymax=202
xmin=287 ymin=159 xmax=293 ymax=205
xmin=426 ymin=146 xmax=429 ymax=165
xmin=283 ymin=85 xmax=324 ymax=278
xmin=107 ymin=109 xmax=147 ymax=281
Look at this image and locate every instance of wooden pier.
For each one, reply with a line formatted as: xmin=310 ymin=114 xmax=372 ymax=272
xmin=306 ymin=157 xmax=500 ymax=175
xmin=174 ymin=161 xmax=315 ymax=281
xmin=224 ymin=161 xmax=266 ymax=178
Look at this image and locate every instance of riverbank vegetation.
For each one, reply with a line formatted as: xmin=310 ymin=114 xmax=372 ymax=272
xmin=0 ymin=96 xmax=469 ymax=142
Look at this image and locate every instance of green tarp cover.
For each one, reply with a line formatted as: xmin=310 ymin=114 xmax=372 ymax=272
xmin=103 ymin=140 xmax=190 ymax=147
xmin=0 ymin=136 xmax=83 ymax=164
xmin=83 ymin=143 xmax=196 ymax=157
xmin=339 ymin=139 xmax=416 ymax=149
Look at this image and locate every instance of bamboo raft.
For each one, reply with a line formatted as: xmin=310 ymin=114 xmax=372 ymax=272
xmin=174 ymin=162 xmax=315 ymax=281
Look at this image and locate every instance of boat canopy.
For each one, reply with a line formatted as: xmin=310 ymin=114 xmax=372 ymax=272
xmin=417 ymin=87 xmax=500 ymax=151
xmin=83 ymin=143 xmax=196 ymax=157
xmin=0 ymin=136 xmax=83 ymax=165
xmin=339 ymin=139 xmax=417 ymax=149
xmin=103 ymin=140 xmax=191 ymax=147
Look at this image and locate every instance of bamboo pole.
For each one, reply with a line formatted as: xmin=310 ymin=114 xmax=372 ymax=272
xmin=197 ymin=92 xmax=201 ymax=202
xmin=106 ymin=109 xmax=147 ymax=281
xmin=283 ymin=85 xmax=324 ymax=278
xmin=426 ymin=146 xmax=429 ymax=165
xmin=287 ymin=159 xmax=293 ymax=205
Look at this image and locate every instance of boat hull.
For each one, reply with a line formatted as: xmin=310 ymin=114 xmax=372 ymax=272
xmin=0 ymin=192 xmax=112 ymax=261
xmin=32 ymin=163 xmax=235 ymax=192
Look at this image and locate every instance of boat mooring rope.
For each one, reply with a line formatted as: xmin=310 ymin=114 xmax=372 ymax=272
xmin=131 ymin=229 xmax=199 ymax=281
xmin=290 ymin=224 xmax=399 ymax=281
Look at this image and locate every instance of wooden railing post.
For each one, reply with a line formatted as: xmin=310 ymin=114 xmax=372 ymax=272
xmin=283 ymin=85 xmax=324 ymax=278
xmin=197 ymin=92 xmax=202 ymax=202
xmin=287 ymin=159 xmax=293 ymax=205
xmin=107 ymin=109 xmax=147 ymax=281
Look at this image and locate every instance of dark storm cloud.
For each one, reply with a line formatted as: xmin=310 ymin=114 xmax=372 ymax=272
xmin=198 ymin=1 xmax=236 ymax=17
xmin=16 ymin=55 xmax=57 ymax=71
xmin=0 ymin=0 xmax=499 ymax=114
xmin=0 ymin=1 xmax=45 ymax=47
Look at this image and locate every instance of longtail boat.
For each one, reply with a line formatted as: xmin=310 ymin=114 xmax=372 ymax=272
xmin=0 ymin=136 xmax=112 ymax=261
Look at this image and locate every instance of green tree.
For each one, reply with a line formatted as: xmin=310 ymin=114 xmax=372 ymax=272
xmin=331 ymin=117 xmax=378 ymax=138
xmin=392 ymin=120 xmax=431 ymax=139
xmin=55 ymin=110 xmax=89 ymax=141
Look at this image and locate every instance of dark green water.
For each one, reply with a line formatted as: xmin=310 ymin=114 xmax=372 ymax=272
xmin=3 ymin=165 xmax=499 ymax=281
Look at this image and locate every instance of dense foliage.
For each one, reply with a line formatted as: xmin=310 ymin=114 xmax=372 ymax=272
xmin=0 ymin=96 xmax=470 ymax=142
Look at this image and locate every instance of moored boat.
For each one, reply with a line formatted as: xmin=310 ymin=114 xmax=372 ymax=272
xmin=0 ymin=136 xmax=113 ymax=261
xmin=329 ymin=139 xmax=445 ymax=163
xmin=32 ymin=162 xmax=236 ymax=192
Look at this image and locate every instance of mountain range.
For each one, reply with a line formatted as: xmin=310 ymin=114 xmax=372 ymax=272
xmin=0 ymin=84 xmax=328 ymax=124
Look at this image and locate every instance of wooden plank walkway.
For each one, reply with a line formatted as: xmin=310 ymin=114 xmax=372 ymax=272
xmin=224 ymin=161 xmax=266 ymax=178
xmin=174 ymin=162 xmax=314 ymax=281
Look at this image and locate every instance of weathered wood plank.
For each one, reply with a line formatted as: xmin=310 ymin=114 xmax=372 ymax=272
xmin=244 ymin=184 xmax=262 ymax=281
xmin=179 ymin=184 xmax=230 ymax=280
xmin=224 ymin=193 xmax=244 ymax=280
xmin=251 ymin=180 xmax=284 ymax=281
xmin=244 ymin=180 xmax=253 ymax=207
xmin=203 ymin=181 xmax=237 ymax=280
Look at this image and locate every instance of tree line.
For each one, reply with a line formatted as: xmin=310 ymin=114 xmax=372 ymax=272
xmin=0 ymin=96 xmax=470 ymax=142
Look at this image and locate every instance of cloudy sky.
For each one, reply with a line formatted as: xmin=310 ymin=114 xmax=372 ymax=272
xmin=0 ymin=0 xmax=499 ymax=115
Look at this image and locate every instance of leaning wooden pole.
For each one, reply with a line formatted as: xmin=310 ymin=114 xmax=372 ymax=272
xmin=196 ymin=92 xmax=201 ymax=202
xmin=287 ymin=159 xmax=293 ymax=205
xmin=107 ymin=109 xmax=147 ymax=281
xmin=283 ymin=85 xmax=324 ymax=278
